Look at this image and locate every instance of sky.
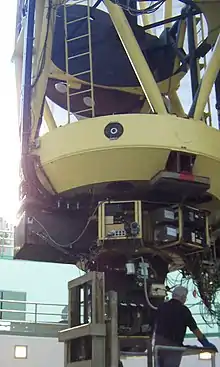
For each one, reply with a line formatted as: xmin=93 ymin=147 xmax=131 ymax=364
xmin=0 ymin=1 xmax=20 ymax=223
xmin=0 ymin=1 xmax=218 ymax=224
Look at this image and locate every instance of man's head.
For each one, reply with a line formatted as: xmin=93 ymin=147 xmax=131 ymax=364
xmin=172 ymin=286 xmax=188 ymax=304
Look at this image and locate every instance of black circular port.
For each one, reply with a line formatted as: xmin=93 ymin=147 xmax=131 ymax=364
xmin=104 ymin=122 xmax=124 ymax=140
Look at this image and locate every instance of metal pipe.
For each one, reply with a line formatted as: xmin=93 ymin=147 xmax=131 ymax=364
xmin=104 ymin=0 xmax=167 ymax=115
xmin=120 ymin=351 xmax=148 ymax=356
xmin=20 ymin=0 xmax=36 ymax=156
xmin=143 ymin=9 xmax=200 ymax=31
xmin=193 ymin=34 xmax=220 ymax=121
xmin=211 ymin=354 xmax=216 ymax=367
xmin=187 ymin=8 xmax=199 ymax=99
xmin=108 ymin=291 xmax=119 ymax=367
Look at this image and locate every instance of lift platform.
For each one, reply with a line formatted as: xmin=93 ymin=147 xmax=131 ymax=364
xmin=58 ymin=272 xmax=217 ymax=367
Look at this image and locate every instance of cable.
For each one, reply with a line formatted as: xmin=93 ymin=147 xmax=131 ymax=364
xmin=35 ymin=232 xmax=71 ymax=255
xmin=31 ymin=201 xmax=103 ymax=249
xmin=140 ymin=256 xmax=158 ymax=310
xmin=113 ymin=0 xmax=166 ymax=16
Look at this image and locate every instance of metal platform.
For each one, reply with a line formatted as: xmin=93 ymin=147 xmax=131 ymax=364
xmin=58 ymin=272 xmax=217 ymax=367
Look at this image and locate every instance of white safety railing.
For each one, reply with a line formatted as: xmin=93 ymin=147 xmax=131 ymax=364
xmin=0 ymin=297 xmax=218 ymax=335
xmin=0 ymin=299 xmax=68 ymax=325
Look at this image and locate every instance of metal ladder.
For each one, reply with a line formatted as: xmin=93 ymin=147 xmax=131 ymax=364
xmin=194 ymin=13 xmax=212 ymax=126
xmin=63 ymin=0 xmax=95 ymax=123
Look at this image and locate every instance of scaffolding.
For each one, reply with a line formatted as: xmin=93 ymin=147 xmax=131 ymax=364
xmin=59 ymin=272 xmax=217 ymax=367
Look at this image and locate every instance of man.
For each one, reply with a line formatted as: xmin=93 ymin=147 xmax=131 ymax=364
xmin=154 ymin=286 xmax=217 ymax=367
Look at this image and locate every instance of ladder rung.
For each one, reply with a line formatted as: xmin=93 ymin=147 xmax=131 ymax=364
xmin=68 ymin=52 xmax=89 ymax=60
xmin=69 ymin=89 xmax=91 ymax=97
xmin=67 ymin=34 xmax=89 ymax=42
xmin=72 ymin=70 xmax=90 ymax=78
xmin=73 ymin=108 xmax=92 ymax=115
xmin=67 ymin=16 xmax=88 ymax=25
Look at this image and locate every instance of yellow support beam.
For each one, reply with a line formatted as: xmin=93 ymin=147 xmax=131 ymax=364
xmin=173 ymin=20 xmax=186 ymax=74
xmin=33 ymin=0 xmax=46 ymax=75
xmin=30 ymin=0 xmax=56 ymax=142
xmin=168 ymin=90 xmax=186 ymax=117
xmin=43 ymin=100 xmax=57 ymax=131
xmin=138 ymin=1 xmax=152 ymax=34
xmin=164 ymin=0 xmax=172 ymax=28
xmin=194 ymin=34 xmax=220 ymax=121
xmin=104 ymin=0 xmax=167 ymax=115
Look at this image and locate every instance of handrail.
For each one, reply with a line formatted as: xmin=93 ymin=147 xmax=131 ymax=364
xmin=154 ymin=345 xmax=216 ymax=367
xmin=0 ymin=298 xmax=218 ymax=335
xmin=0 ymin=299 xmax=67 ymax=307
xmin=0 ymin=298 xmax=68 ymax=325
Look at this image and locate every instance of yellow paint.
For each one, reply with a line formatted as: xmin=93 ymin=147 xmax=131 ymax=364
xmin=33 ymin=114 xmax=220 ymax=205
xmin=194 ymin=34 xmax=220 ymax=121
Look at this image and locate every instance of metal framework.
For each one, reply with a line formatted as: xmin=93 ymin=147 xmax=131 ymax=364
xmin=59 ymin=272 xmax=217 ymax=367
xmin=14 ymin=0 xmax=220 ymax=148
xmin=13 ymin=0 xmax=220 ymax=356
xmin=12 ymin=0 xmax=220 ymax=199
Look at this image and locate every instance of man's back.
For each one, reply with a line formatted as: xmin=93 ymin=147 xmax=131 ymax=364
xmin=155 ymin=298 xmax=197 ymax=346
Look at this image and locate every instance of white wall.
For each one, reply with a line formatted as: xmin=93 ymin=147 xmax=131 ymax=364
xmin=0 ymin=335 xmax=63 ymax=367
xmin=0 ymin=335 xmax=218 ymax=367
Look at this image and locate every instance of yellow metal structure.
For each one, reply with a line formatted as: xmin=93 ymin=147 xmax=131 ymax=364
xmin=13 ymin=0 xmax=220 ymax=260
xmin=35 ymin=114 xmax=220 ymax=206
xmin=194 ymin=34 xmax=220 ymax=121
xmin=98 ymin=200 xmax=142 ymax=241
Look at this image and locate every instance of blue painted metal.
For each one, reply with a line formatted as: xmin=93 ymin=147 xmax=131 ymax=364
xmin=186 ymin=7 xmax=199 ymax=99
xmin=215 ymin=72 xmax=220 ymax=129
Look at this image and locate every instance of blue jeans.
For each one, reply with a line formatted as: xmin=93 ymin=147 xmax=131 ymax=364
xmin=155 ymin=335 xmax=183 ymax=367
xmin=157 ymin=351 xmax=182 ymax=367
